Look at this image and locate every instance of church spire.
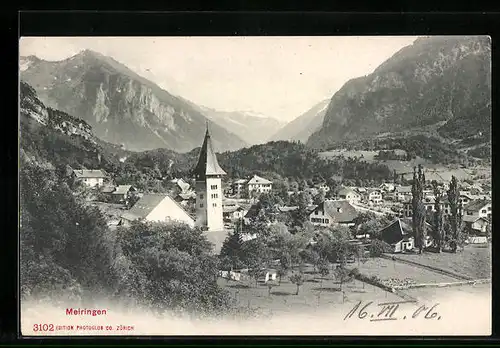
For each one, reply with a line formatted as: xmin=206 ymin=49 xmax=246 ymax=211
xmin=193 ymin=123 xmax=227 ymax=180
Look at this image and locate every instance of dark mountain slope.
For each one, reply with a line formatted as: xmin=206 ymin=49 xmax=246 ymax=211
xmin=20 ymin=50 xmax=247 ymax=153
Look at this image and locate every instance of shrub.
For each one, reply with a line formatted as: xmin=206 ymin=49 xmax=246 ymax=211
xmin=369 ymin=240 xmax=392 ymax=257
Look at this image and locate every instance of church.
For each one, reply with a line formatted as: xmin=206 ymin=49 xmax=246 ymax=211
xmin=192 ymin=125 xmax=230 ymax=253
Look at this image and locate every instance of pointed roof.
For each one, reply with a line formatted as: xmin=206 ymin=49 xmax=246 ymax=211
xmin=192 ymin=126 xmax=226 ymax=180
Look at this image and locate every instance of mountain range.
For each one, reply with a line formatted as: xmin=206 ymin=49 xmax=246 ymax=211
xmin=307 ymin=36 xmax=491 ymax=150
xmin=179 ymin=99 xmax=285 ymax=145
xmin=269 ymin=99 xmax=330 ymax=143
xmin=20 ymin=36 xmax=491 ymax=160
xmin=20 ymin=50 xmax=248 ymax=153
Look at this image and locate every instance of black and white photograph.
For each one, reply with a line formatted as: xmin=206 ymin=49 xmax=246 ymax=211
xmin=19 ymin=36 xmax=491 ymax=336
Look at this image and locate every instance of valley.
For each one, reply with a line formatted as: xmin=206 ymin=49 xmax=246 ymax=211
xmin=19 ymin=35 xmax=491 ymax=332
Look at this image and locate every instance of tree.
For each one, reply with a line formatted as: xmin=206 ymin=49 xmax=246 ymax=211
xmin=276 ymin=265 xmax=287 ymax=286
xmin=289 ymin=272 xmax=305 ymax=295
xmin=369 ymin=239 xmax=392 ymax=257
xmin=267 ymin=280 xmax=277 ymax=297
xmin=241 ymin=238 xmax=271 ymax=271
xmin=431 ymin=180 xmax=444 ymax=253
xmin=115 ymin=221 xmax=232 ymax=315
xmin=219 ymin=228 xmax=245 ymax=270
xmin=334 ymin=265 xmax=353 ymax=293
xmin=412 ymin=165 xmax=427 ymax=254
xmin=303 ymin=248 xmax=321 ymax=272
xmin=318 ymin=258 xmax=330 ymax=290
xmin=313 ymin=190 xmax=326 ymax=205
xmin=447 ymin=176 xmax=463 ymax=253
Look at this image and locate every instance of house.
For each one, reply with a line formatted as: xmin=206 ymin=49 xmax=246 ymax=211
xmin=366 ymin=189 xmax=383 ymax=205
xmin=379 ymin=219 xmax=414 ymax=253
xmin=111 ymin=185 xmax=137 ymax=204
xmin=463 ymin=216 xmax=490 ymax=235
xmin=308 ymin=200 xmax=358 ymax=227
xmin=459 ymin=193 xmax=476 ymax=206
xmin=316 ymin=183 xmax=330 ymax=192
xmin=395 ymin=186 xmax=412 ymax=202
xmin=121 ymin=193 xmax=195 ymax=227
xmin=231 ymin=179 xmax=248 ymax=197
xmin=223 ymin=204 xmax=248 ymax=222
xmin=73 ymin=169 xmax=106 ymax=187
xmin=463 ymin=199 xmax=492 ymax=220
xmin=100 ymin=185 xmax=116 ymax=195
xmin=246 ymin=175 xmax=273 ymax=196
xmin=337 ymin=188 xmax=361 ymax=204
xmin=176 ymin=190 xmax=197 ymax=206
xmin=379 ymin=183 xmax=395 ymax=192
xmin=403 ymin=197 xmax=452 ymax=217
xmin=305 ymin=187 xmax=319 ymax=196
xmin=258 ymin=268 xmax=278 ymax=283
xmin=277 ymin=206 xmax=299 ymax=213
xmin=170 ymin=178 xmax=191 ymax=192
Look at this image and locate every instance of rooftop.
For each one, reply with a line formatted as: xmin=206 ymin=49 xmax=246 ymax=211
xmin=464 ymin=199 xmax=491 ymax=212
xmin=314 ymin=200 xmax=358 ymax=223
xmin=192 ymin=127 xmax=226 ymax=180
xmin=247 ymin=175 xmax=272 ymax=185
xmin=125 ymin=193 xmax=167 ymax=219
xmin=112 ymin=185 xmax=134 ymax=195
xmin=73 ymin=169 xmax=106 ymax=178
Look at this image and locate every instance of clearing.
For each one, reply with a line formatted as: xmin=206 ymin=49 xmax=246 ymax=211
xmin=354 ymin=257 xmax=458 ymax=286
xmin=392 ymin=244 xmax=491 ymax=280
xmin=217 ymin=266 xmax=401 ymax=316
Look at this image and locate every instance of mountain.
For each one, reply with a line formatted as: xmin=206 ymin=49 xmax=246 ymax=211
xmin=20 ymin=81 xmax=128 ymax=171
xmin=181 ymin=101 xmax=285 ymax=145
xmin=307 ymin=36 xmax=491 ymax=150
xmin=270 ymin=99 xmax=330 ymax=143
xmin=20 ymin=50 xmax=248 ymax=153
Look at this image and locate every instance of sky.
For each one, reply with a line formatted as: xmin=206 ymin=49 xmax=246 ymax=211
xmin=20 ymin=36 xmax=418 ymax=122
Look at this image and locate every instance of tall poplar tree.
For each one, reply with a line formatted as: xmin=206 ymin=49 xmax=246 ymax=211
xmin=431 ymin=181 xmax=444 ymax=253
xmin=447 ymin=176 xmax=463 ymax=253
xmin=412 ymin=165 xmax=426 ymax=254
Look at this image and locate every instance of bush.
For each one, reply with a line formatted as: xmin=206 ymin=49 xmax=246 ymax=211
xmin=369 ymin=239 xmax=392 ymax=257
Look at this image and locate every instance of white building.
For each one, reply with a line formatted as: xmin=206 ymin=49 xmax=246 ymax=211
xmin=246 ymin=175 xmax=273 ymax=196
xmin=231 ymin=179 xmax=248 ymax=197
xmin=308 ymin=199 xmax=358 ymax=227
xmin=73 ymin=169 xmax=106 ymax=187
xmin=464 ymin=199 xmax=492 ymax=220
xmin=121 ymin=193 xmax=195 ymax=227
xmin=379 ymin=183 xmax=395 ymax=192
xmin=337 ymin=188 xmax=361 ymax=204
xmin=395 ymin=186 xmax=412 ymax=202
xmin=193 ymin=126 xmax=226 ymax=232
xmin=366 ymin=189 xmax=383 ymax=205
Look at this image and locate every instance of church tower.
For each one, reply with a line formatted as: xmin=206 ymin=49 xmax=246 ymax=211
xmin=192 ymin=125 xmax=226 ymax=232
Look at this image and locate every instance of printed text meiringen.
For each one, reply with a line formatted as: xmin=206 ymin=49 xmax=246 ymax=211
xmin=65 ymin=308 xmax=108 ymax=316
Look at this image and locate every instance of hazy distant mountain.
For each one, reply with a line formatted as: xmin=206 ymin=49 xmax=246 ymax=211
xmin=269 ymin=99 xmax=330 ymax=143
xmin=308 ymin=36 xmax=491 ymax=150
xmin=181 ymin=100 xmax=285 ymax=145
xmin=20 ymin=50 xmax=248 ymax=153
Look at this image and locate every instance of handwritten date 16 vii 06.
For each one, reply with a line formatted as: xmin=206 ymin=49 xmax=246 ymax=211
xmin=343 ymin=300 xmax=442 ymax=322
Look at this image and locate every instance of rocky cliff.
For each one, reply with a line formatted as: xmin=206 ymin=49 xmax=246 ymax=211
xmin=20 ymin=50 xmax=248 ymax=153
xmin=270 ymin=99 xmax=330 ymax=143
xmin=307 ymin=36 xmax=491 ymax=150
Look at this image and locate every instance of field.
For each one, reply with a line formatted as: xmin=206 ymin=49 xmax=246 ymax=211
xmin=319 ymin=150 xmax=491 ymax=182
xmin=218 ymin=265 xmax=402 ymax=316
xmin=393 ymin=244 xmax=491 ymax=280
xmin=218 ymin=248 xmax=491 ymax=318
xmin=355 ymin=257 xmax=458 ymax=285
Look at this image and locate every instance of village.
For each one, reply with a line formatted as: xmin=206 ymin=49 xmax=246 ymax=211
xmin=66 ymin=128 xmax=492 ymax=315
xmin=72 ymin=157 xmax=492 ymax=252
